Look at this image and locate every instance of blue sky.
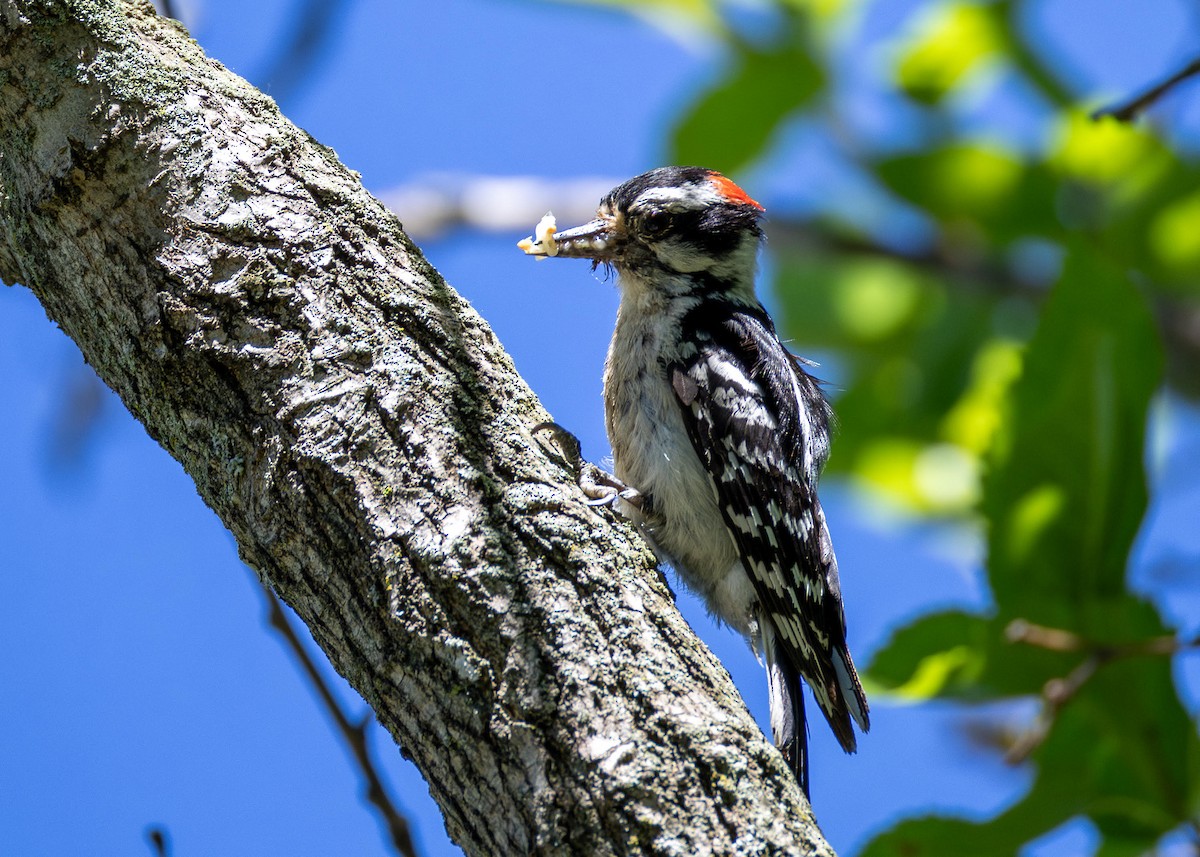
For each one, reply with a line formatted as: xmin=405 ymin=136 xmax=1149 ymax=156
xmin=2 ymin=1 xmax=1199 ymax=855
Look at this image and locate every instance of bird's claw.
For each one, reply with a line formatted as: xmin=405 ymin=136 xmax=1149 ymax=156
xmin=533 ymin=421 xmax=643 ymax=510
xmin=580 ymin=463 xmax=643 ymax=509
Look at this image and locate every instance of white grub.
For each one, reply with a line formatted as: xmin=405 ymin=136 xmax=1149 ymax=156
xmin=517 ymin=212 xmax=558 ymax=259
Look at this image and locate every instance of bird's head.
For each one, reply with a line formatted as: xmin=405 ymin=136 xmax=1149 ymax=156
xmin=525 ymin=166 xmax=766 ymax=299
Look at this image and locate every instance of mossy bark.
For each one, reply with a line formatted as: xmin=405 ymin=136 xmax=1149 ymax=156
xmin=0 ymin=2 xmax=833 ymax=854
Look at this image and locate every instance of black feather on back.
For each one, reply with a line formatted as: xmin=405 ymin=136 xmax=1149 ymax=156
xmin=670 ymin=299 xmax=864 ymax=750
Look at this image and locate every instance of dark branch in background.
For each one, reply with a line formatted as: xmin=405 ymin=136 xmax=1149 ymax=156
xmin=257 ymin=578 xmax=420 ymax=857
xmin=253 ymin=0 xmax=352 ymax=106
xmin=144 ymin=826 xmax=170 ymax=857
xmin=1002 ymin=619 xmax=1200 ymax=763
xmin=997 ymin=2 xmax=1075 ymax=109
xmin=1092 ymin=56 xmax=1200 ymax=122
xmin=767 ymin=222 xmax=1050 ymax=295
xmin=47 ymin=368 xmax=106 ymax=470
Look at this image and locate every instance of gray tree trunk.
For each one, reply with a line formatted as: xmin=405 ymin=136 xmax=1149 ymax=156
xmin=0 ymin=2 xmax=833 ymax=854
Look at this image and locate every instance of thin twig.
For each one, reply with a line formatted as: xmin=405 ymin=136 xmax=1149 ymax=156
xmin=1004 ymin=619 xmax=1088 ymax=652
xmin=1007 ymin=619 xmax=1198 ymax=659
xmin=253 ymin=0 xmax=352 ymax=105
xmin=145 ymin=826 xmax=170 ymax=857
xmin=1003 ymin=619 xmax=1200 ymax=763
xmin=1092 ymin=56 xmax=1200 ymax=122
xmin=257 ymin=578 xmax=420 ymax=857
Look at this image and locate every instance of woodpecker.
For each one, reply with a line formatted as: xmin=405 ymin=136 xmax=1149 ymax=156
xmin=522 ymin=166 xmax=868 ymax=796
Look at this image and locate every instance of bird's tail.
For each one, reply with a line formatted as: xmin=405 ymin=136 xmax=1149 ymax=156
xmin=764 ymin=618 xmax=809 ymax=797
xmin=763 ymin=616 xmax=870 ymax=796
xmin=834 ymin=642 xmax=870 ymax=738
xmin=814 ymin=640 xmax=870 ymax=755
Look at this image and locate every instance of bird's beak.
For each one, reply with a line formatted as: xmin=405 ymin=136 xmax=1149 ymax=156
xmin=518 ymin=215 xmax=619 ymax=261
xmin=548 ymin=218 xmax=616 ymax=260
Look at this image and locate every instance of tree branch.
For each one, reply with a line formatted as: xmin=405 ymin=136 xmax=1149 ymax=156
xmin=1002 ymin=619 xmax=1200 ymax=762
xmin=1091 ymin=55 xmax=1200 ymax=122
xmin=259 ymin=579 xmax=420 ymax=857
xmin=144 ymin=826 xmax=170 ymax=857
xmin=0 ymin=2 xmax=831 ymax=854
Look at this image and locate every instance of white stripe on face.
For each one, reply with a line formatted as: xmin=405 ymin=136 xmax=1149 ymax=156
xmin=632 ymin=183 xmax=722 ymax=213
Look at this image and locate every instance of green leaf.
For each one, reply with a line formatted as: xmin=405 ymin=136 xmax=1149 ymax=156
xmin=779 ymin=0 xmax=852 ymax=21
xmin=875 ymin=143 xmax=1061 ymax=242
xmin=865 ymin=608 xmax=1083 ymax=700
xmin=860 ymin=655 xmax=1197 ymax=857
xmin=1049 ymin=112 xmax=1165 ymax=188
xmin=670 ymin=34 xmax=824 ymax=173
xmin=859 ymin=244 xmax=1191 ymax=857
xmin=867 ymin=245 xmax=1169 ymax=688
xmin=985 ymin=245 xmax=1163 ymax=629
xmin=865 ymin=611 xmax=990 ymax=699
xmin=859 ymin=816 xmax=1022 ymax=857
xmin=1149 ymin=190 xmax=1200 ymax=269
xmin=894 ymin=1 xmax=1003 ymax=104
xmin=773 ymin=253 xmax=1020 ymax=512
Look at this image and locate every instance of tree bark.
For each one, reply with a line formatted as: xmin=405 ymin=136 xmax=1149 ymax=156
xmin=0 ymin=2 xmax=833 ymax=854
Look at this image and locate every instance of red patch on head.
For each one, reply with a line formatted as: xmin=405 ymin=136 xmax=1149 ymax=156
xmin=708 ymin=173 xmax=764 ymax=211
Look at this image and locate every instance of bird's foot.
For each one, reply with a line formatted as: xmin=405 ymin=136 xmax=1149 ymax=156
xmin=533 ymin=422 xmax=643 ymax=509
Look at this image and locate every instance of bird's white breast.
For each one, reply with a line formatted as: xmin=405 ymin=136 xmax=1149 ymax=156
xmin=602 ymin=279 xmax=757 ymax=634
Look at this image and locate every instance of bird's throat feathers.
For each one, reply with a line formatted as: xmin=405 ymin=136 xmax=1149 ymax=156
xmin=614 ymin=231 xmax=761 ymax=304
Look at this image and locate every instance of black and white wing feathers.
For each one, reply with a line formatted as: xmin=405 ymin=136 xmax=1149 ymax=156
xmin=670 ymin=302 xmax=869 ymax=751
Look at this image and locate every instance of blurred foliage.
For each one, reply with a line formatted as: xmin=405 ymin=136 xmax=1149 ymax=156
xmin=673 ymin=15 xmax=824 ymax=172
xmin=563 ymin=0 xmax=1200 ymax=853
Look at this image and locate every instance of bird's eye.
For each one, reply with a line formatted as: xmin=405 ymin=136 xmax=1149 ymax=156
xmin=642 ymin=209 xmax=672 ymax=236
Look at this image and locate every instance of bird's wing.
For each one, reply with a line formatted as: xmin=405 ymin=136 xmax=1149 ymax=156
xmin=670 ymin=303 xmax=868 ymax=749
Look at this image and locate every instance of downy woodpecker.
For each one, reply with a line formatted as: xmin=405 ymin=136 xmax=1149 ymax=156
xmin=522 ymin=166 xmax=868 ymax=795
